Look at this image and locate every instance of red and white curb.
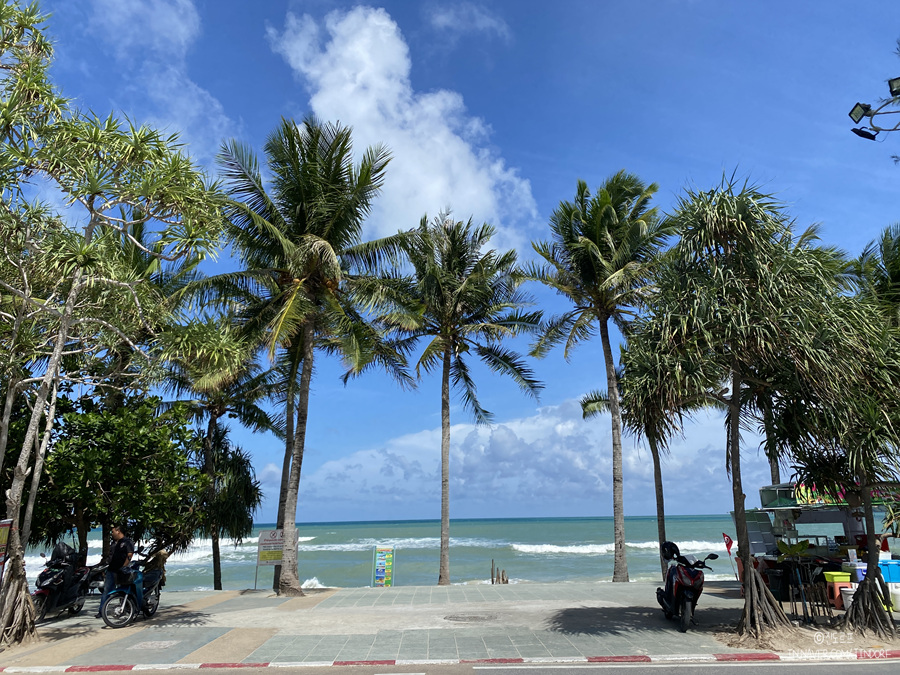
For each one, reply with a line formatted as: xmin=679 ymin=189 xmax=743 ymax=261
xmin=4 ymin=652 xmax=900 ymax=671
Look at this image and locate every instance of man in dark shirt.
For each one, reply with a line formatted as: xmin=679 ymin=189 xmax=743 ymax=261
xmin=97 ymin=524 xmax=134 ymax=618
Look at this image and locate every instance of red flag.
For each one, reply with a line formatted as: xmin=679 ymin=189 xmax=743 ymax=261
xmin=723 ymin=533 xmax=734 ymax=556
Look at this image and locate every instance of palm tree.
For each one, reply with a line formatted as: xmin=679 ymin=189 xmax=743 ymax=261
xmin=382 ymin=214 xmax=542 ymax=585
xmin=215 ymin=116 xmax=397 ymax=595
xmin=580 ymin=333 xmax=703 ymax=582
xmin=199 ymin=423 xmax=264 ymax=588
xmin=163 ymin=316 xmax=278 ymax=589
xmin=529 ymin=171 xmax=672 ymax=582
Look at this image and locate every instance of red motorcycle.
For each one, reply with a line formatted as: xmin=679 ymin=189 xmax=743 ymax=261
xmin=656 ymin=541 xmax=718 ymax=632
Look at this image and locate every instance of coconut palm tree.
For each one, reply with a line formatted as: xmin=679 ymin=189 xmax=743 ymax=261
xmin=163 ymin=316 xmax=278 ymax=589
xmin=380 ymin=214 xmax=542 ymax=585
xmin=529 ymin=171 xmax=673 ymax=582
xmin=214 ymin=116 xmax=400 ymax=595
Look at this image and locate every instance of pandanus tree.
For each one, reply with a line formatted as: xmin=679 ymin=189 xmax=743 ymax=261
xmin=0 ymin=5 xmax=222 ymax=645
xmin=378 ymin=215 xmax=542 ymax=585
xmin=529 ymin=171 xmax=673 ymax=582
xmin=214 ymin=116 xmax=404 ymax=595
xmin=644 ymin=178 xmax=869 ymax=641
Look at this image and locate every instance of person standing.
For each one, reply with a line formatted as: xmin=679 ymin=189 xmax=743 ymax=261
xmin=97 ymin=524 xmax=134 ymax=618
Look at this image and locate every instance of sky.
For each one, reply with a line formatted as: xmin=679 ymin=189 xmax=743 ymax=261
xmin=36 ymin=0 xmax=900 ymax=523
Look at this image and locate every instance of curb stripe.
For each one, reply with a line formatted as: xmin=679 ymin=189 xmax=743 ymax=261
xmin=714 ymin=653 xmax=780 ymax=661
xmin=858 ymin=649 xmax=900 ymax=660
xmin=588 ymin=655 xmax=652 ymax=663
xmin=199 ymin=665 xmax=268 ymax=670
xmin=8 ymin=649 xmax=900 ymax=671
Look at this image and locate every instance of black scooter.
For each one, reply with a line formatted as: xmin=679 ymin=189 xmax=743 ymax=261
xmin=31 ymin=542 xmax=104 ymax=622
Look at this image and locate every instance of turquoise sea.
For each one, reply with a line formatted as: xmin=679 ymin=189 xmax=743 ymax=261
xmin=26 ymin=515 xmax=742 ymax=591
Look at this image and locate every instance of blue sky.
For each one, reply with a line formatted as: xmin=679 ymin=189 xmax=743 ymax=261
xmin=38 ymin=0 xmax=900 ymax=523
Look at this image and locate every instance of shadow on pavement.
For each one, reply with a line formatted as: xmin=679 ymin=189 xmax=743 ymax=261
xmin=547 ymin=605 xmax=742 ymax=636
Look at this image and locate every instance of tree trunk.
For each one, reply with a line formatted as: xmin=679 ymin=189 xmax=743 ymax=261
xmin=731 ymin=368 xmax=792 ymax=640
xmin=768 ymin=455 xmax=781 ymax=485
xmin=22 ymin=381 xmax=59 ymax=545
xmin=0 ymin=297 xmax=28 ymax=473
xmin=842 ymin=477 xmax=895 ymax=637
xmin=648 ymin=436 xmax=667 ymax=582
xmin=211 ymin=530 xmax=222 ymax=591
xmin=438 ymin=345 xmax=452 ymax=586
xmin=278 ymin=324 xmax=314 ymax=597
xmin=205 ymin=412 xmax=222 ymax=590
xmin=0 ymin=376 xmax=20 ymax=475
xmin=0 ymin=267 xmax=83 ymax=647
xmin=599 ymin=320 xmax=628 ymax=582
xmin=273 ymin=348 xmax=300 ymax=592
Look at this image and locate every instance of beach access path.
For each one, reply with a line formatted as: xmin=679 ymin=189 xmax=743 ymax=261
xmin=1 ymin=581 xmax=898 ymax=671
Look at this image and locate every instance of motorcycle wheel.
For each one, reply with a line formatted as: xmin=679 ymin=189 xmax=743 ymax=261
xmin=102 ymin=594 xmax=136 ymax=628
xmin=68 ymin=594 xmax=86 ymax=616
xmin=32 ymin=595 xmax=47 ymax=622
xmin=143 ymin=587 xmax=160 ymax=618
xmin=679 ymin=596 xmax=691 ymax=633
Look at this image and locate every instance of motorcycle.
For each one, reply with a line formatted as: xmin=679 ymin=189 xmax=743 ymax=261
xmin=32 ymin=542 xmax=104 ymax=622
xmin=656 ymin=541 xmax=719 ymax=633
xmin=100 ymin=549 xmax=167 ymax=628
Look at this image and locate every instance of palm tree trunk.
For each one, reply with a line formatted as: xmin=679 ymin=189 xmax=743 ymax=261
xmin=274 ymin=349 xmax=300 ymax=591
xmin=205 ymin=413 xmax=222 ymax=590
xmin=438 ymin=345 xmax=452 ymax=586
xmin=278 ymin=323 xmax=314 ymax=596
xmin=649 ymin=436 xmax=667 ymax=582
xmin=599 ymin=320 xmax=628 ymax=582
xmin=211 ymin=531 xmax=222 ymax=590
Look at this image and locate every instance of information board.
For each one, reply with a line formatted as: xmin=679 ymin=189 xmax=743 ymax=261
xmin=257 ymin=529 xmax=284 ymax=566
xmin=372 ymin=546 xmax=394 ymax=587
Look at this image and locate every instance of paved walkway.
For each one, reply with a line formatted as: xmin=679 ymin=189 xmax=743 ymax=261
xmin=0 ymin=582 xmax=896 ymax=670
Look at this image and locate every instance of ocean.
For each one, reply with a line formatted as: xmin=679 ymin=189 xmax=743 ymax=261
xmin=25 ymin=515 xmax=746 ymax=591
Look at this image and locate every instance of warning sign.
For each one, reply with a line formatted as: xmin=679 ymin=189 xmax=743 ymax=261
xmin=257 ymin=529 xmax=284 ymax=566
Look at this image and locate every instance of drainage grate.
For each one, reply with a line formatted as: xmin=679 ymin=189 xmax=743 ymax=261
xmin=443 ymin=614 xmax=498 ymax=623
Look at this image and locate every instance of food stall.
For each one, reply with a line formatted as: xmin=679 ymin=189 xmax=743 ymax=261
xmin=732 ymin=483 xmax=900 ymax=616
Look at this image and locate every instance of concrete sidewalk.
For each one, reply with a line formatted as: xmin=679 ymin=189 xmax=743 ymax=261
xmin=0 ymin=581 xmax=894 ymax=670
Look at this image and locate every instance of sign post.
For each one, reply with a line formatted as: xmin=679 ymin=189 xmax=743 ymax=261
xmin=372 ymin=546 xmax=394 ymax=587
xmin=256 ymin=529 xmax=284 ymax=589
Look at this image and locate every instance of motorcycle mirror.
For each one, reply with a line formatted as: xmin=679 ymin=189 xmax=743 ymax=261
xmin=707 ymin=553 xmax=719 ymax=560
xmin=40 ymin=552 xmax=46 ymax=558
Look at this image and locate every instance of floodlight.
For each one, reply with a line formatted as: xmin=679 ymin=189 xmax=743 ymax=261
xmin=849 ymin=103 xmax=871 ymax=124
xmin=851 ymin=127 xmax=878 ymax=140
xmin=890 ymin=77 xmax=900 ymax=97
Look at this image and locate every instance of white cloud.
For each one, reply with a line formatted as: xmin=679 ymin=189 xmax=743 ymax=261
xmin=293 ymin=399 xmax=771 ymax=521
xmin=267 ymin=6 xmax=538 ymax=247
xmin=89 ymin=0 xmax=200 ymax=62
xmin=87 ymin=0 xmax=236 ymax=165
xmin=427 ymin=2 xmax=512 ymax=43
